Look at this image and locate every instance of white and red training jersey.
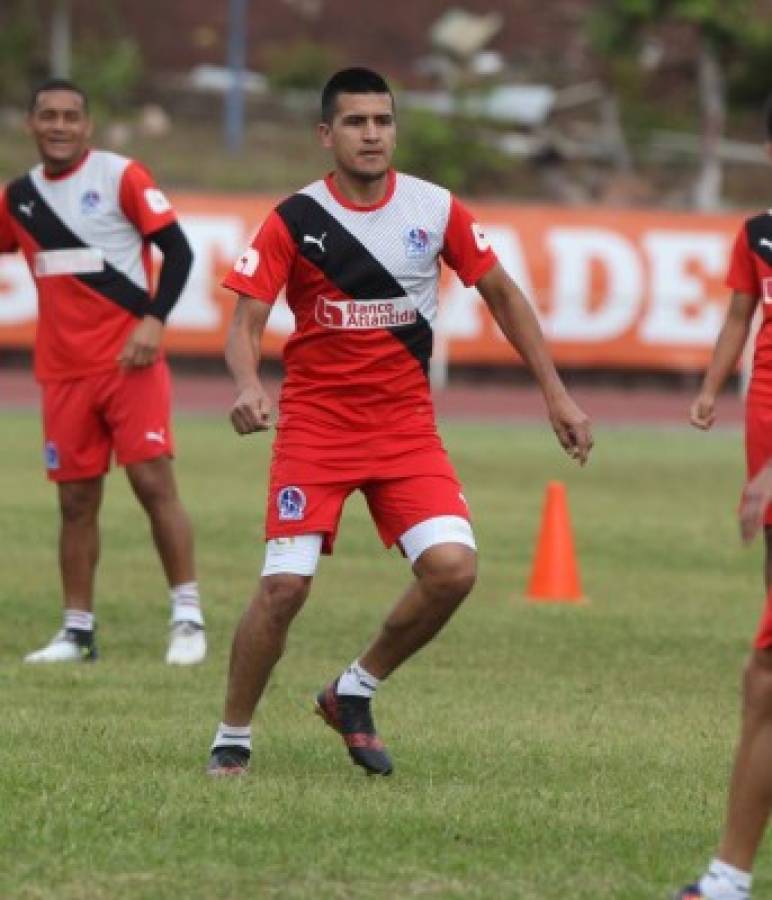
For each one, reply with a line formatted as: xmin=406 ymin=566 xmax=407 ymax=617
xmin=0 ymin=149 xmax=177 ymax=381
xmin=223 ymin=169 xmax=497 ymax=444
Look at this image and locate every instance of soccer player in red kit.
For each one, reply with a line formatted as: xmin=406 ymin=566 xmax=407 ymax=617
xmin=206 ymin=68 xmax=592 ymax=776
xmin=0 ymin=80 xmax=206 ymax=665
xmin=677 ymin=100 xmax=772 ymax=900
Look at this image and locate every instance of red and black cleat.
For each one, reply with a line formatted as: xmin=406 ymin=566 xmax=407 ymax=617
xmin=315 ymin=680 xmax=393 ymax=776
xmin=672 ymin=886 xmax=706 ymax=899
xmin=206 ymin=745 xmax=250 ymax=777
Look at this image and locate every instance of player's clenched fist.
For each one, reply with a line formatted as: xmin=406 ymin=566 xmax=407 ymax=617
xmin=690 ymin=392 xmax=716 ymax=430
xmin=230 ymin=383 xmax=273 ymax=434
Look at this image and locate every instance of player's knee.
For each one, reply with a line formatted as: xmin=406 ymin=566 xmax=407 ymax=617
xmin=59 ymin=484 xmax=100 ymax=524
xmin=742 ymin=652 xmax=772 ymax=716
xmin=126 ymin=459 xmax=177 ymax=510
xmin=418 ymin=545 xmax=477 ymax=602
xmin=257 ymin=574 xmax=310 ymax=629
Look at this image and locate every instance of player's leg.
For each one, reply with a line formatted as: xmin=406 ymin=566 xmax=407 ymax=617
xmin=675 ymin=595 xmax=772 ymax=899
xmin=359 ymin=540 xmax=476 ymax=677
xmin=316 ymin=475 xmax=475 ymax=777
xmin=58 ymin=477 xmax=104 ymax=613
xmin=207 ymin=536 xmax=322 ymax=775
xmin=125 ymin=455 xmax=205 ymax=664
xmin=675 ymin=653 xmax=772 ymax=899
xmin=207 ymin=479 xmax=346 ymax=775
xmin=25 ymin=378 xmax=109 ymax=663
xmin=111 ymin=359 xmax=205 ymax=664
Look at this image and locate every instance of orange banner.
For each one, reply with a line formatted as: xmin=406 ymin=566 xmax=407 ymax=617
xmin=0 ymin=193 xmax=745 ymax=371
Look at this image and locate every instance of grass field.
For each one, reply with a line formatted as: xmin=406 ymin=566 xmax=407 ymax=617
xmin=0 ymin=410 xmax=768 ymax=899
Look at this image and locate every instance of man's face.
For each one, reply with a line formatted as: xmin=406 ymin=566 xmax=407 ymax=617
xmin=318 ymin=92 xmax=396 ymax=182
xmin=27 ymin=89 xmax=91 ymax=171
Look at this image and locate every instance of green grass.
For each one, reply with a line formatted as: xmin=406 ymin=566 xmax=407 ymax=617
xmin=0 ymin=411 xmax=766 ymax=899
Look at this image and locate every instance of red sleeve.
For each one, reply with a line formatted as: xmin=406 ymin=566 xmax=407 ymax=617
xmin=222 ymin=210 xmax=296 ymax=304
xmin=726 ymin=224 xmax=758 ymax=295
xmin=118 ymin=161 xmax=177 ymax=236
xmin=0 ymin=189 xmax=19 ymax=252
xmin=441 ymin=196 xmax=497 ymax=287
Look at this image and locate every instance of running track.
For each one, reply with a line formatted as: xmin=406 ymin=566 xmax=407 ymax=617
xmin=0 ymin=366 xmax=746 ymax=427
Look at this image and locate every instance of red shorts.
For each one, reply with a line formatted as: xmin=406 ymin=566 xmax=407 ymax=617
xmin=41 ymin=360 xmax=174 ymax=482
xmin=265 ymin=471 xmax=470 ymax=554
xmin=746 ymin=400 xmax=772 ymax=526
xmin=754 ymin=589 xmax=772 ymax=649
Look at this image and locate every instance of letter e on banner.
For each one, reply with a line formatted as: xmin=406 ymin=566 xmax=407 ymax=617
xmin=641 ymin=232 xmax=728 ymax=344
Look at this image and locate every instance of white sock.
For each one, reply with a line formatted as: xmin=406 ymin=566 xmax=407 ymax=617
xmin=63 ymin=610 xmax=94 ymax=632
xmin=170 ymin=581 xmax=204 ymax=627
xmin=211 ymin=722 xmax=251 ymax=752
xmin=699 ymin=859 xmax=752 ymax=898
xmin=336 ymin=660 xmax=380 ymax=698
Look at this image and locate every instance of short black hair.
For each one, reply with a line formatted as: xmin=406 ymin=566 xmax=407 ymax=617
xmin=321 ymin=67 xmax=393 ymax=124
xmin=29 ymin=78 xmax=89 ymax=113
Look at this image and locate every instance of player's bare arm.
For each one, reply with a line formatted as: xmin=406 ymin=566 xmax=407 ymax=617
xmin=740 ymin=461 xmax=772 ymax=544
xmin=225 ymin=295 xmax=273 ymax=435
xmin=691 ymin=290 xmax=757 ymax=430
xmin=476 ymin=262 xmax=593 ymax=466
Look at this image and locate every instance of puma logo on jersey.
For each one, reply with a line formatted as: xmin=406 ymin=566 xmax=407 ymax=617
xmin=303 ymin=232 xmax=327 ymax=253
xmin=145 ymin=428 xmax=166 ymax=444
xmin=18 ymin=201 xmax=35 ymax=217
xmin=760 ymin=238 xmax=772 ymax=251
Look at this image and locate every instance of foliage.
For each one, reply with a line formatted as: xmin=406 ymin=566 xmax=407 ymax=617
xmin=588 ymin=0 xmax=764 ymax=52
xmin=264 ymin=40 xmax=342 ymax=92
xmin=394 ymin=108 xmax=510 ymax=195
xmin=0 ymin=0 xmax=46 ymax=106
xmin=71 ymin=35 xmax=144 ymax=115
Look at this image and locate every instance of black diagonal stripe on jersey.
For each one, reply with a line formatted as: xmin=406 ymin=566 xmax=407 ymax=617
xmin=6 ymin=175 xmax=148 ymax=318
xmin=277 ymin=192 xmax=432 ymax=374
xmin=746 ymin=214 xmax=772 ymax=267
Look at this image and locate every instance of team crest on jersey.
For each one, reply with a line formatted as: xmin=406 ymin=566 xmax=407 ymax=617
xmin=234 ymin=246 xmax=259 ymax=277
xmin=44 ymin=441 xmax=60 ymax=470
xmin=80 ymin=190 xmax=101 ymax=215
xmin=144 ymin=188 xmax=171 ymax=214
xmin=471 ymin=222 xmax=490 ymax=252
xmin=278 ymin=486 xmax=306 ymax=521
xmin=404 ymin=226 xmax=430 ymax=258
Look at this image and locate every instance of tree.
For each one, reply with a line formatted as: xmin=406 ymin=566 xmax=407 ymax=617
xmin=588 ymin=0 xmax=772 ymax=209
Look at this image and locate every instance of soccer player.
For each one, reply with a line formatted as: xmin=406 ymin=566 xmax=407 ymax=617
xmin=206 ymin=67 xmax=592 ymax=777
xmin=678 ymin=100 xmax=772 ymax=900
xmin=0 ymin=79 xmax=206 ymax=665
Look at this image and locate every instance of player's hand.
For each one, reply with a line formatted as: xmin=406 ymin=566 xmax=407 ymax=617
xmin=230 ymin=383 xmax=274 ymax=434
xmin=690 ymin=391 xmax=716 ymax=430
xmin=547 ymin=393 xmax=593 ymax=466
xmin=118 ymin=317 xmax=163 ymax=369
xmin=739 ymin=464 xmax=772 ymax=544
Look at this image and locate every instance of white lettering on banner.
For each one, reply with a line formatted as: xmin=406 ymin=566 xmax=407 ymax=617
xmin=641 ymin=232 xmax=727 ymax=344
xmin=441 ymin=227 xmax=534 ymax=340
xmin=173 ymin=215 xmax=295 ymax=335
xmin=0 ymin=256 xmax=36 ymax=324
xmin=169 ymin=216 xmax=244 ymax=329
xmin=544 ymin=228 xmax=643 ymax=341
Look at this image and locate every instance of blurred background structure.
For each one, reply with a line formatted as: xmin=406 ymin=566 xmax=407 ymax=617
xmin=3 ymin=0 xmax=772 ymax=205
xmin=2 ymin=0 xmax=772 ymax=387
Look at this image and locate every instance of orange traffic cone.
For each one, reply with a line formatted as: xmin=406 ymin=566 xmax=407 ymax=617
xmin=526 ymin=481 xmax=584 ymax=603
